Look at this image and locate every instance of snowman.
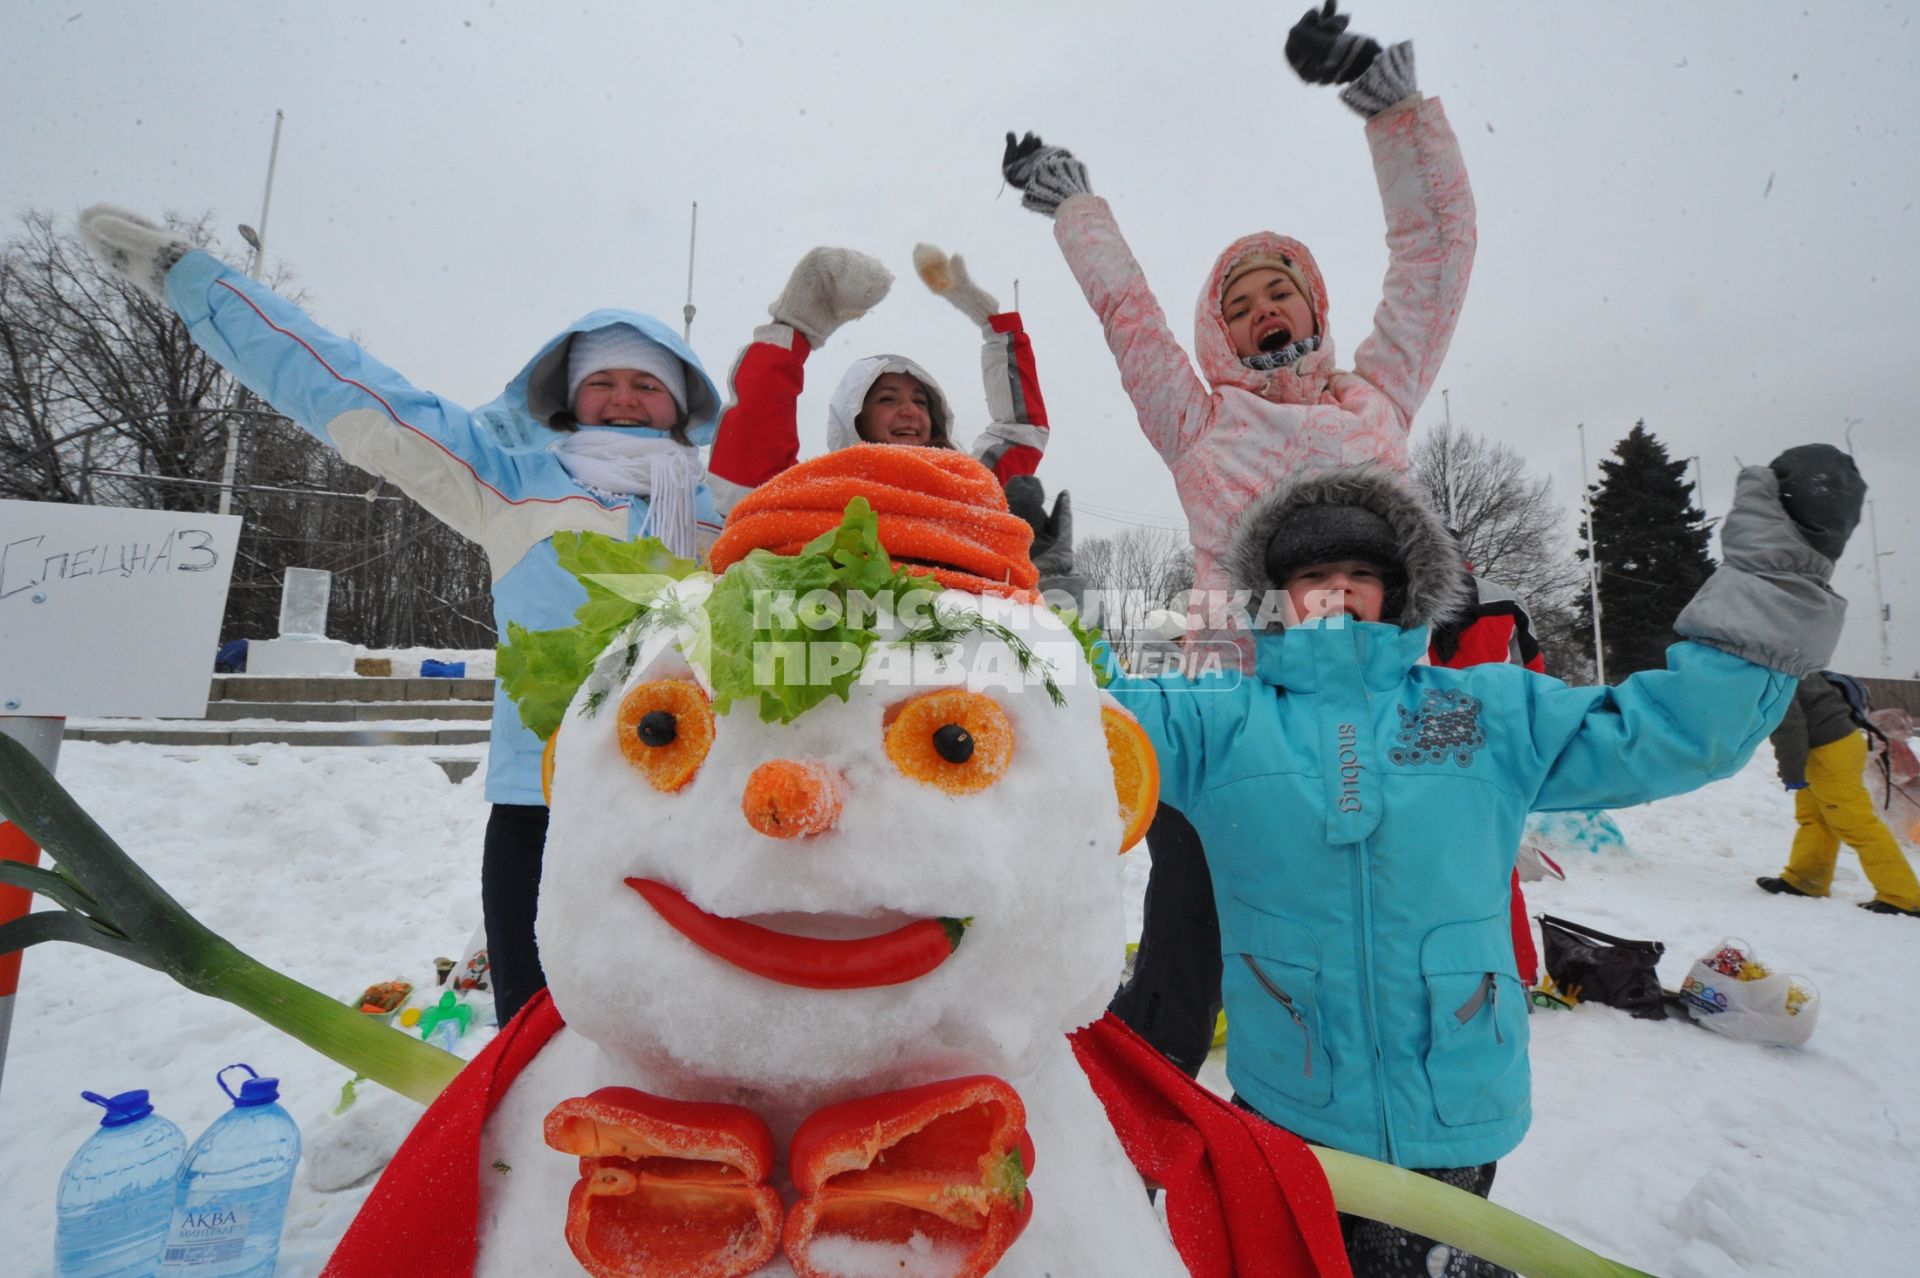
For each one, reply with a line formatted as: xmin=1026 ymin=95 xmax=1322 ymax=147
xmin=326 ymin=448 xmax=1190 ymax=1278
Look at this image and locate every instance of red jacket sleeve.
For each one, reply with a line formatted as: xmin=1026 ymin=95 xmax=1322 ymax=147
xmin=705 ymin=324 xmax=811 ymax=516
xmin=971 ymin=312 xmax=1051 ymax=483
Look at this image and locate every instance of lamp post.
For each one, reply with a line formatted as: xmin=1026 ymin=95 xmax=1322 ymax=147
xmin=1843 ymin=420 xmax=1893 ymax=671
xmin=1577 ymin=423 xmax=1606 ymax=684
xmin=1682 ymin=454 xmax=1705 ymax=511
xmin=217 ymin=110 xmax=285 ymax=518
xmin=1866 ymin=498 xmax=1893 ymax=672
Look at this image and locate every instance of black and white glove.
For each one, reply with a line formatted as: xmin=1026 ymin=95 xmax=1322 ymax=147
xmin=1001 ymin=132 xmax=1093 ymax=219
xmin=76 ymin=205 xmax=196 ymax=301
xmin=912 ymin=244 xmax=1001 ymax=327
xmin=1005 ymin=476 xmax=1076 ymax=579
xmin=1674 ymin=444 xmax=1862 ymax=676
xmin=767 ymin=247 xmax=893 ymax=348
xmin=1286 ymin=3 xmax=1418 ymax=119
xmin=1286 ymin=1 xmax=1379 ymax=84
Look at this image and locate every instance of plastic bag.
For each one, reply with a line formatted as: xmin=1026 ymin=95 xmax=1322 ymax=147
xmin=1536 ymin=914 xmax=1667 ymax=1019
xmin=1677 ymin=937 xmax=1818 ymax=1046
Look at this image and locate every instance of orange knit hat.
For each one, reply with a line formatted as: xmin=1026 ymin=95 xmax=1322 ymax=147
xmin=710 ymin=445 xmax=1040 ymax=600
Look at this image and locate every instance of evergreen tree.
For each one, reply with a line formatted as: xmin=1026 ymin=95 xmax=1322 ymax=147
xmin=1576 ymin=421 xmax=1714 ymax=679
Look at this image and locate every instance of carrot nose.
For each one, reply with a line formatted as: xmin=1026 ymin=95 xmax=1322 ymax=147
xmin=741 ymin=759 xmax=844 ymax=839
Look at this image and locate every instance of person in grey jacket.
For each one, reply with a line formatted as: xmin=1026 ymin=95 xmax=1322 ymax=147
xmin=1757 ymin=674 xmax=1920 ymax=915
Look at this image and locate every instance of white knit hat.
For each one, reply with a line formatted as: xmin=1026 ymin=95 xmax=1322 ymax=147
xmin=566 ymin=324 xmax=688 ymax=413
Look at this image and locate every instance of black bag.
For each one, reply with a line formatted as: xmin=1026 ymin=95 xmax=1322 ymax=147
xmin=1536 ymin=914 xmax=1667 ymax=1020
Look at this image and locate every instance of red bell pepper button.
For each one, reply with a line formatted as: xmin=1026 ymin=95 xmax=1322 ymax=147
xmin=784 ymin=1075 xmax=1033 ymax=1278
xmin=544 ymin=1087 xmax=782 ymax=1278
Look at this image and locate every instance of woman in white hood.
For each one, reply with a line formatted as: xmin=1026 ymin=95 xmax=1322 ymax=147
xmin=704 ymin=245 xmax=1055 ymax=511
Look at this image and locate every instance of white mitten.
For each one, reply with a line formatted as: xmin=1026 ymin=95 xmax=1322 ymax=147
xmin=767 ymin=247 xmax=893 ymax=348
xmin=913 ymin=244 xmax=1002 ymax=327
xmin=77 ymin=205 xmax=196 ymax=301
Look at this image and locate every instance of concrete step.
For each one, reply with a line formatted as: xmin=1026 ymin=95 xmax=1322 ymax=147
xmin=200 ymin=700 xmax=492 ymax=724
xmin=209 ymin=675 xmax=494 ymax=704
xmin=67 ymin=724 xmax=491 ymax=747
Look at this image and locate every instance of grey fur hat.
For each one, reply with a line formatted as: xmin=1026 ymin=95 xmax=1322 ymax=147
xmin=1224 ymin=463 xmax=1469 ymax=631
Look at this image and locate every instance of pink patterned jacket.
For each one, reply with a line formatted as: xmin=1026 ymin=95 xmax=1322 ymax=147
xmin=1054 ymin=95 xmax=1475 ymax=653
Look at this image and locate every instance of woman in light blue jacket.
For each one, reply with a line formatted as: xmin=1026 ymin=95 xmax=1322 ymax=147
xmin=1108 ymin=448 xmax=1860 ymax=1276
xmin=77 ymin=205 xmax=723 ymax=1025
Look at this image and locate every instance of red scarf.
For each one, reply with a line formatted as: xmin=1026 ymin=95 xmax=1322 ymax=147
xmin=322 ymin=998 xmax=1347 ymax=1277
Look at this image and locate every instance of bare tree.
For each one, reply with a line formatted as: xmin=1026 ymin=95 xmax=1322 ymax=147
xmin=0 ymin=209 xmax=494 ymax=649
xmin=1077 ymin=525 xmax=1193 ymax=670
xmin=1411 ymin=421 xmax=1590 ymax=676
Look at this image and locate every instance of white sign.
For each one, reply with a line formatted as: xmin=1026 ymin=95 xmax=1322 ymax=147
xmin=0 ymin=500 xmax=242 ymax=718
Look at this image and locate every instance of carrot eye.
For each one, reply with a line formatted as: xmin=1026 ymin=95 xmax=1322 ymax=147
xmin=883 ymin=689 xmax=1013 ymax=795
xmin=617 ymin=679 xmax=714 ymax=792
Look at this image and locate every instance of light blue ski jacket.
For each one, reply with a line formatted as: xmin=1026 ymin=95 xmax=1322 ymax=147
xmin=1110 ymin=620 xmax=1793 ymax=1168
xmin=164 ymin=251 xmax=723 ymax=804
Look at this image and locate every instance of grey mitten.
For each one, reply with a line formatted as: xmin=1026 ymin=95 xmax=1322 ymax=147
xmin=1674 ymin=456 xmax=1858 ymax=675
xmin=767 ymin=247 xmax=894 ymax=348
xmin=913 ymin=244 xmax=1001 ymax=327
xmin=1001 ymin=132 xmax=1093 ymax=219
xmin=77 ymin=204 xmax=195 ymax=300
xmin=1005 ymin=476 xmax=1076 ymax=578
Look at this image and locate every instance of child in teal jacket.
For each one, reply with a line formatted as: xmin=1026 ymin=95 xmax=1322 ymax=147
xmin=1108 ymin=447 xmax=1860 ymax=1276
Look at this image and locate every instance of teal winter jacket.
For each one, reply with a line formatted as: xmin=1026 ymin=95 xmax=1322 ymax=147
xmin=1110 ymin=619 xmax=1793 ymax=1168
xmin=164 ymin=251 xmax=723 ymax=804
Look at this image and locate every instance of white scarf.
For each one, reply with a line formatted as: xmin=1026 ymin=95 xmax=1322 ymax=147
xmin=552 ymin=430 xmax=701 ymax=558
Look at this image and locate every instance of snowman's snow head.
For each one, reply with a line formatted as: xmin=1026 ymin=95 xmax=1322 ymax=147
xmin=507 ymin=462 xmax=1154 ymax=1117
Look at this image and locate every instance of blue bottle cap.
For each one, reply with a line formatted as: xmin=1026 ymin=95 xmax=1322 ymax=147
xmin=217 ymin=1063 xmax=282 ymax=1107
xmin=82 ymin=1088 xmax=155 ymax=1128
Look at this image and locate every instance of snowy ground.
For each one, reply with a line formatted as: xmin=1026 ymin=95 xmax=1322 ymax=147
xmin=3 ymin=738 xmax=1917 ymax=1276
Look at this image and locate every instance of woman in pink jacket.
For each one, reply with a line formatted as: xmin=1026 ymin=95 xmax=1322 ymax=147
xmin=1004 ymin=1 xmax=1474 ymax=651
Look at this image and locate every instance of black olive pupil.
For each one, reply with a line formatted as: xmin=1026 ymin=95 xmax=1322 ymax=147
xmin=932 ymin=723 xmax=974 ymax=764
xmin=637 ymin=710 xmax=678 ymax=747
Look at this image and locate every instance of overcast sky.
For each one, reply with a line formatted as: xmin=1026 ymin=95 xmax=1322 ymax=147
xmin=6 ymin=0 xmax=1916 ymax=675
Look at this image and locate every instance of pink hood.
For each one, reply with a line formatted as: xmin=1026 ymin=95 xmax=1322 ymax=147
xmin=1196 ymin=233 xmax=1347 ymax=406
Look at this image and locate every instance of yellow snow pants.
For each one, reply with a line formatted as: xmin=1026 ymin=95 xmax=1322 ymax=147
xmin=1781 ymin=732 xmax=1920 ymax=911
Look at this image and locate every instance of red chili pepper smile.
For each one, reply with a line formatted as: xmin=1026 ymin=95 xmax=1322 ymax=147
xmin=626 ymin=878 xmax=968 ymax=990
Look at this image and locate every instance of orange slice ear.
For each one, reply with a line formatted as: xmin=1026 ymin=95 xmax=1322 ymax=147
xmin=542 ymin=726 xmax=559 ymax=808
xmin=1101 ymin=704 xmax=1159 ymax=854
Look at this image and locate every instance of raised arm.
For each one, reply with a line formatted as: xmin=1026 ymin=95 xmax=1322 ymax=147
xmin=1002 ymin=134 xmax=1215 ymax=462
xmin=704 ymin=248 xmax=893 ymax=516
xmin=1529 ymin=447 xmax=1861 ymax=812
xmin=78 ymin=206 xmax=536 ymax=543
xmin=913 ymin=243 xmax=1049 ymax=482
xmin=1347 ymin=92 xmax=1475 ymax=428
xmin=1286 ymin=4 xmax=1476 ymax=428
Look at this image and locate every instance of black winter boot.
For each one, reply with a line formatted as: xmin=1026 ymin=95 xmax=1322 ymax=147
xmin=1859 ymin=899 xmax=1920 ymax=917
xmin=1756 ymin=876 xmax=1813 ymax=897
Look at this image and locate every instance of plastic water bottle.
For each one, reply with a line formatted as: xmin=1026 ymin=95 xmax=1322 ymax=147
xmin=54 ymin=1088 xmax=187 ymax=1278
xmin=158 ymin=1065 xmax=301 ymax=1278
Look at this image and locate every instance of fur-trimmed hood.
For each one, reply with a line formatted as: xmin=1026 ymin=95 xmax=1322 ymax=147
xmin=1224 ymin=463 xmax=1468 ymax=631
xmin=825 ymin=354 xmax=953 ymax=452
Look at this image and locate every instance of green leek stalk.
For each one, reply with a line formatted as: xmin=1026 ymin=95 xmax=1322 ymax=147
xmin=3 ymin=734 xmax=1660 ymax=1275
xmin=1314 ymin=1147 xmax=1655 ymax=1276
xmin=0 ymin=732 xmax=461 ymax=1106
